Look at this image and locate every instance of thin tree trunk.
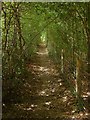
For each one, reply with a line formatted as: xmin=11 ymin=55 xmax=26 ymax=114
xmin=75 ymin=57 xmax=82 ymax=96
xmin=61 ymin=49 xmax=64 ymax=74
xmin=75 ymin=56 xmax=84 ymax=112
xmin=85 ymin=3 xmax=90 ymax=111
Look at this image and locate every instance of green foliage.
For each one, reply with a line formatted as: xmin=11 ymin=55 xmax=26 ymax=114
xmin=2 ymin=2 xmax=89 ymax=115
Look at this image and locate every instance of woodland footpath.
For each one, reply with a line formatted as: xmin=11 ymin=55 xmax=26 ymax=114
xmin=2 ymin=2 xmax=90 ymax=120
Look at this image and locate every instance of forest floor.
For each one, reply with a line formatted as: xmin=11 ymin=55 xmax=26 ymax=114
xmin=2 ymin=44 xmax=89 ymax=120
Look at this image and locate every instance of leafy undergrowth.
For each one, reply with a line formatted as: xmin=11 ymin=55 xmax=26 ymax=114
xmin=2 ymin=46 xmax=90 ymax=120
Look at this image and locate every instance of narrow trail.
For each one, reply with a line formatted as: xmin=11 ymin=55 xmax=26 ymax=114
xmin=21 ymin=44 xmax=73 ymax=119
xmin=3 ymin=44 xmax=88 ymax=119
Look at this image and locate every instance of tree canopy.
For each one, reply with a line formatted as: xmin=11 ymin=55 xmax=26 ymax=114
xmin=2 ymin=2 xmax=90 ymax=120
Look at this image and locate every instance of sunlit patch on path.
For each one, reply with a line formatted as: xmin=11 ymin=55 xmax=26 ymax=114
xmin=28 ymin=65 xmax=58 ymax=76
xmin=36 ymin=47 xmax=48 ymax=55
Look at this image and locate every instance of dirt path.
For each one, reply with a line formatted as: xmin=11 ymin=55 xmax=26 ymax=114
xmin=20 ymin=46 xmax=73 ymax=119
xmin=3 ymin=45 xmax=89 ymax=119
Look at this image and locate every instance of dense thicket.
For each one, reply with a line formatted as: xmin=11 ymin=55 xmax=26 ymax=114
xmin=2 ymin=2 xmax=90 ymax=117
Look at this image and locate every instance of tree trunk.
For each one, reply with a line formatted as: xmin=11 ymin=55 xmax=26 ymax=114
xmin=86 ymin=3 xmax=90 ymax=111
xmin=61 ymin=49 xmax=64 ymax=74
xmin=75 ymin=57 xmax=84 ymax=112
xmin=75 ymin=57 xmax=82 ymax=96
